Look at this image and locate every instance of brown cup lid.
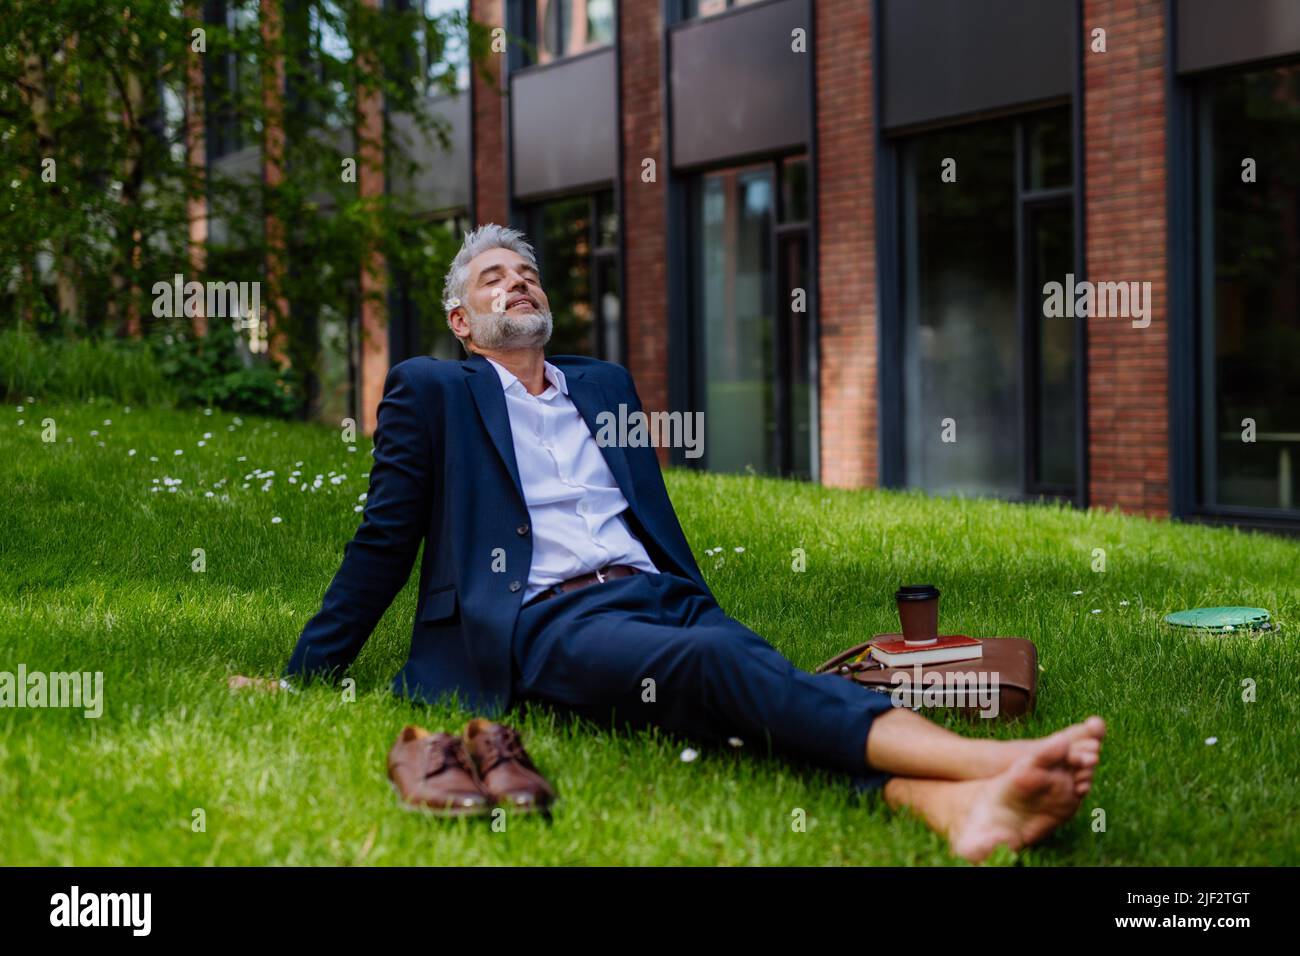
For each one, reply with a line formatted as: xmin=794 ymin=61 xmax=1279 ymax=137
xmin=896 ymin=584 xmax=940 ymax=602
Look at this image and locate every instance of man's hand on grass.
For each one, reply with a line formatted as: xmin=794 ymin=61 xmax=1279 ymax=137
xmin=227 ymin=675 xmax=292 ymax=693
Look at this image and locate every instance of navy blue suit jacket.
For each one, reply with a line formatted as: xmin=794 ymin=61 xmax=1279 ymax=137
xmin=284 ymin=352 xmax=713 ymax=714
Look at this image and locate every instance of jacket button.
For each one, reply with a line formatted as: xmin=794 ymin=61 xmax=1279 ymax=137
xmin=516 ymin=524 xmax=529 ymax=536
xmin=508 ymin=580 xmax=522 ymax=593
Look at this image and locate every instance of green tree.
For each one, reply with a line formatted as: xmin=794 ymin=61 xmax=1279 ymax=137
xmin=1 ymin=0 xmax=495 ymax=416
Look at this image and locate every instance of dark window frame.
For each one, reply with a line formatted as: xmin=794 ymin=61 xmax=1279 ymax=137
xmin=522 ymin=188 xmax=625 ymax=365
xmin=886 ymin=104 xmax=1084 ymax=506
xmin=1173 ymin=56 xmax=1300 ymax=529
xmin=679 ymin=0 xmax=785 ymax=22
xmin=514 ymin=0 xmax=616 ymax=68
xmin=685 ymin=152 xmax=815 ymax=479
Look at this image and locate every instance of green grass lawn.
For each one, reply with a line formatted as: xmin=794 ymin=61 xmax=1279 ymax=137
xmin=2 ymin=396 xmax=1298 ymax=866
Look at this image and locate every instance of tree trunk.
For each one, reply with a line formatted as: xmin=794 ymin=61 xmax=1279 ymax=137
xmin=19 ymin=48 xmax=81 ymax=327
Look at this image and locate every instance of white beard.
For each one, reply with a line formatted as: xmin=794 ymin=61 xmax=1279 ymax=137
xmin=465 ymin=302 xmax=553 ymax=351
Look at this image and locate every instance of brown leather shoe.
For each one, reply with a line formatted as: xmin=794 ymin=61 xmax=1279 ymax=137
xmin=386 ymin=725 xmax=492 ymax=816
xmin=463 ymin=719 xmax=556 ymax=812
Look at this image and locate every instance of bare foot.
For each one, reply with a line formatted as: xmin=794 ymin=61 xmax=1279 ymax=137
xmin=987 ymin=715 xmax=1105 ymax=777
xmin=949 ymin=731 xmax=1091 ymax=862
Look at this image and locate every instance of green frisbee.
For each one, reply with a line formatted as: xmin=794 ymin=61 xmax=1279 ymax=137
xmin=1164 ymin=607 xmax=1271 ymax=632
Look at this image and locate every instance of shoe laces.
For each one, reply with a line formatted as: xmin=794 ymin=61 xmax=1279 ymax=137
xmin=422 ymin=735 xmax=474 ymax=779
xmin=474 ymin=726 xmax=529 ymax=774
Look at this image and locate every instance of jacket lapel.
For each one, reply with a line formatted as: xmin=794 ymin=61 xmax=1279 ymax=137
xmin=463 ymin=355 xmax=526 ymax=505
xmin=562 ymin=370 xmax=642 ymax=517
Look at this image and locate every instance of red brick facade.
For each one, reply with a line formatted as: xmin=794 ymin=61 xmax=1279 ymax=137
xmin=1083 ymin=0 xmax=1170 ymax=515
xmin=462 ymin=0 xmax=1185 ymax=517
xmin=470 ymin=0 xmax=508 ymax=227
xmin=814 ymin=0 xmax=878 ymax=488
xmin=618 ymin=0 xmax=670 ymax=431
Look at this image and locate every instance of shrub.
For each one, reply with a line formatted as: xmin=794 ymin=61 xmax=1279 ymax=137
xmin=0 ymin=327 xmax=176 ymax=406
xmin=147 ymin=322 xmax=304 ymax=419
xmin=0 ymin=323 xmax=303 ymax=419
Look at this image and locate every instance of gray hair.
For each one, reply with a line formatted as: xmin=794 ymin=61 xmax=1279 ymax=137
xmin=441 ymin=223 xmax=538 ymax=316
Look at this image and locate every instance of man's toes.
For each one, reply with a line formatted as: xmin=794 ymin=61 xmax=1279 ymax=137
xmin=1069 ymin=745 xmax=1100 ymax=769
xmin=1083 ymin=715 xmax=1106 ymax=740
xmin=1075 ymin=778 xmax=1093 ymax=796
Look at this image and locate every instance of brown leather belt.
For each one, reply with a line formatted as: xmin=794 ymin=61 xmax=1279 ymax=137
xmin=522 ymin=565 xmax=641 ymax=608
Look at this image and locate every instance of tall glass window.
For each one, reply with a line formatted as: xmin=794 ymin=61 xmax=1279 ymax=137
xmin=206 ymin=0 xmax=262 ymax=159
xmin=898 ymin=108 xmax=1076 ymax=499
xmin=418 ymin=0 xmax=471 ymax=93
xmin=687 ymin=0 xmax=766 ymax=18
xmin=693 ymin=158 xmax=813 ymax=479
xmin=1196 ymin=62 xmax=1300 ymax=516
xmin=531 ymin=0 xmax=615 ymax=64
xmin=526 ymin=190 xmax=621 ymax=361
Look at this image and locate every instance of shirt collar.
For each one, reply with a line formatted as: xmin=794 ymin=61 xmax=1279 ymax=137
xmin=483 ymin=355 xmax=568 ymax=396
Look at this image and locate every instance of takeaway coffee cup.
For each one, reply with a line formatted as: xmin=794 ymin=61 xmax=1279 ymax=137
xmin=895 ymin=584 xmax=941 ymax=645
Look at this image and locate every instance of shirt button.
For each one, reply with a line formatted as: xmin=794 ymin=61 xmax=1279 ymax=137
xmin=508 ymin=581 xmax=522 ymax=593
xmin=516 ymin=524 xmax=529 ymax=536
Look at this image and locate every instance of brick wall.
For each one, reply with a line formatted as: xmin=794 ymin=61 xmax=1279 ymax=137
xmin=1083 ymin=0 xmax=1170 ymax=515
xmin=470 ymin=0 xmax=508 ymax=227
xmin=815 ymin=0 xmax=878 ymax=488
xmin=619 ymin=0 xmax=670 ymax=434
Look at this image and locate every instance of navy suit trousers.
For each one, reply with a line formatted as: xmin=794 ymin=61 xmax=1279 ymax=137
xmin=510 ymin=571 xmax=895 ymax=791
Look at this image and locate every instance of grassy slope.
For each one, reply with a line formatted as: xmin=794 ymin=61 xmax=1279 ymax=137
xmin=1 ymin=398 xmax=1297 ymax=866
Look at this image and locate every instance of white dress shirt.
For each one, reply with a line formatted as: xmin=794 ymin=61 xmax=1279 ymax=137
xmin=485 ymin=357 xmax=659 ymax=601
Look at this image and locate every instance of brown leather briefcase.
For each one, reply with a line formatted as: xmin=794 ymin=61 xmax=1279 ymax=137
xmin=815 ymin=636 xmax=1038 ymax=720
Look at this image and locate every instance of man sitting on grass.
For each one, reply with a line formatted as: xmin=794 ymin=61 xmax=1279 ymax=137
xmin=270 ymin=224 xmax=1104 ymax=862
